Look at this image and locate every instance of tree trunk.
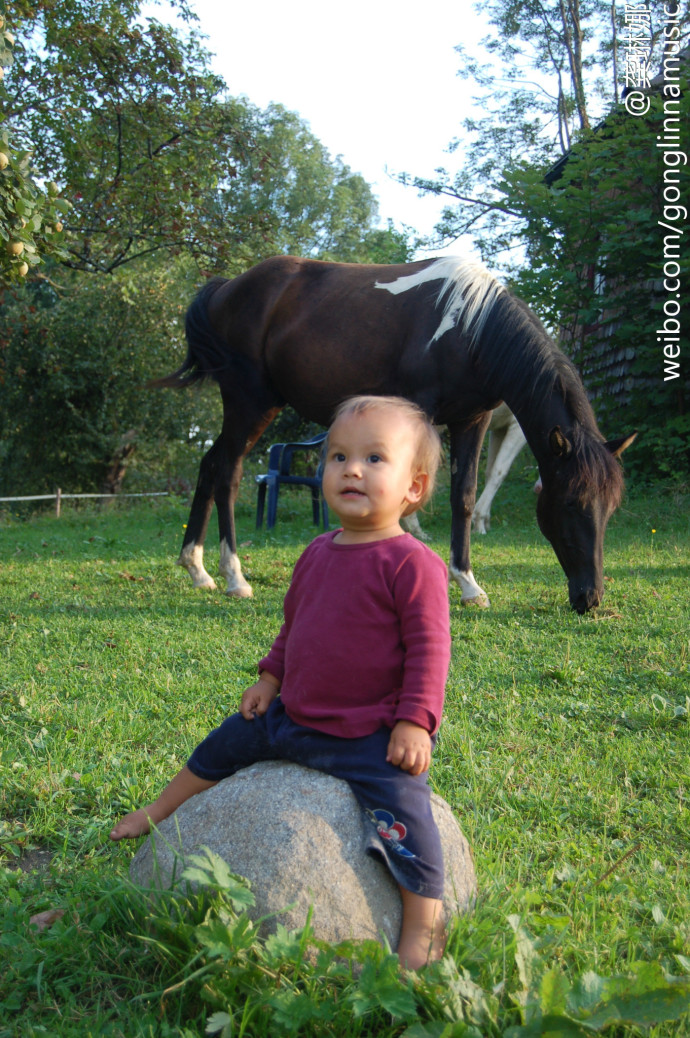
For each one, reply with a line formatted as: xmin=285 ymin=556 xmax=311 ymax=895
xmin=101 ymin=430 xmax=137 ymax=496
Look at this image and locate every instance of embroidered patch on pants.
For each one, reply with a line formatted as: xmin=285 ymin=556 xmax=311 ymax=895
xmin=367 ymin=808 xmax=416 ymax=858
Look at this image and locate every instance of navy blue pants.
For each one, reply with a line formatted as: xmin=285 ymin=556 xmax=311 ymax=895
xmin=186 ymin=698 xmax=444 ymax=899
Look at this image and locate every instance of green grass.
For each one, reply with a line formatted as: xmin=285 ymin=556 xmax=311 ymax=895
xmin=1 ymin=462 xmax=689 ymax=1036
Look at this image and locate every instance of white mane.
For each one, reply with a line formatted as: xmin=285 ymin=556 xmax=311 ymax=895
xmin=374 ymin=257 xmax=505 ymax=346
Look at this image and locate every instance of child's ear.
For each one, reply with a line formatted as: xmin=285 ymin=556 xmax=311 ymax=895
xmin=405 ymin=471 xmax=429 ymax=509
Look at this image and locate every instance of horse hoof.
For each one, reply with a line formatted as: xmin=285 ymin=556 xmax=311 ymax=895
xmin=225 ymin=584 xmax=253 ymax=599
xmin=193 ymin=577 xmax=218 ymax=590
xmin=461 ymin=593 xmax=490 ymax=608
xmin=176 ymin=554 xmax=217 ymax=590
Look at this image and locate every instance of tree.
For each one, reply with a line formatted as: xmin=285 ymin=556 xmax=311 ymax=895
xmin=0 ymin=261 xmax=218 ymax=494
xmin=0 ymin=0 xmax=412 ymax=493
xmin=2 ymin=1 xmax=403 ymax=280
xmin=500 ymin=89 xmax=690 ymax=478
xmin=403 ymin=0 xmax=689 ymax=266
xmin=2 ymin=0 xmax=263 ymax=274
xmin=401 ymin=0 xmax=689 ymax=477
xmin=188 ymin=102 xmax=405 ymax=275
xmin=0 ymin=11 xmax=71 ymax=284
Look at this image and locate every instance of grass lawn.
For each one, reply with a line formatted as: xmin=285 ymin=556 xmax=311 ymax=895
xmin=1 ymin=458 xmax=689 ymax=1037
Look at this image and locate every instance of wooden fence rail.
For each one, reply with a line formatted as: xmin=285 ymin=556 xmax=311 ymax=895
xmin=0 ymin=490 xmax=169 ymax=517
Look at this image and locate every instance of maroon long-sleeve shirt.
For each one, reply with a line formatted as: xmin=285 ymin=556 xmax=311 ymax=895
xmin=259 ymin=531 xmax=450 ymax=738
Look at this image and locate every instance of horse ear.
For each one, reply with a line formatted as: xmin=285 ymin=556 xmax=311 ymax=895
xmin=605 ymin=431 xmax=638 ymax=457
xmin=549 ymin=426 xmax=572 ymax=458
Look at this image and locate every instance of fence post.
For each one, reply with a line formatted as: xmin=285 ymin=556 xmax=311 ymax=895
xmin=56 ymin=488 xmax=61 ymax=518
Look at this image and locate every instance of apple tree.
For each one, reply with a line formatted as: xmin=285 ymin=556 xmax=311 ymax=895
xmin=2 ymin=0 xmax=395 ymax=277
xmin=0 ymin=10 xmax=71 ymax=284
xmin=1 ymin=0 xmax=262 ymax=274
xmin=0 ymin=0 xmax=410 ymax=493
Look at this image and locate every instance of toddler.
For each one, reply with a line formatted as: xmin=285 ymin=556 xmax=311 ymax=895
xmin=111 ymin=395 xmax=451 ymax=969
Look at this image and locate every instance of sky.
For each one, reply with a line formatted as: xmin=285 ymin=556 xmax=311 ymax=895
xmin=176 ymin=0 xmax=490 ymax=258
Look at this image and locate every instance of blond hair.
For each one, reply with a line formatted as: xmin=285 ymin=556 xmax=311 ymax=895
xmin=329 ymin=395 xmax=442 ymax=513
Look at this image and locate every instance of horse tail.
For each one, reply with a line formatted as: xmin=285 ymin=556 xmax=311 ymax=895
xmin=151 ymin=277 xmax=229 ymax=389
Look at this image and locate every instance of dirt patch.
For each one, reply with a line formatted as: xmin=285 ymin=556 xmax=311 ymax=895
xmin=15 ymin=847 xmax=54 ymax=874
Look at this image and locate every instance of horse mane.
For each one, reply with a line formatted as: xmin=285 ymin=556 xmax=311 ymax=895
xmin=433 ymin=260 xmax=624 ymax=508
xmin=428 ymin=258 xmax=506 ymax=344
xmin=566 ymin=422 xmax=625 ymax=508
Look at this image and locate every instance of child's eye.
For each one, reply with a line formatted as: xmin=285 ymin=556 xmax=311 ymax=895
xmin=332 ymin=452 xmax=346 ymax=462
xmin=368 ymin=453 xmax=382 ymax=463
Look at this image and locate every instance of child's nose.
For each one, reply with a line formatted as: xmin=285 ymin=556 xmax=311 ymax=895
xmin=343 ymin=457 xmax=362 ymax=476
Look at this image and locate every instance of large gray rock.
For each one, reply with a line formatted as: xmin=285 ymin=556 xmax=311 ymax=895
xmin=129 ymin=761 xmax=476 ymax=950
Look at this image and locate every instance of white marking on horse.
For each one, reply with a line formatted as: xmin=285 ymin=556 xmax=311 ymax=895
xmin=449 ymin=565 xmax=490 ymax=608
xmin=473 ymin=404 xmax=527 ymax=534
xmin=374 ymin=257 xmax=505 ymax=347
xmin=219 ymin=540 xmax=253 ymax=598
xmin=177 ymin=541 xmax=217 ymax=590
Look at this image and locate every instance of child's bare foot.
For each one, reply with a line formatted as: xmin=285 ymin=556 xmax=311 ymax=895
xmin=110 ymin=806 xmax=158 ymax=841
xmin=397 ymin=922 xmax=446 ymax=970
xmin=109 ymin=767 xmax=218 ymax=842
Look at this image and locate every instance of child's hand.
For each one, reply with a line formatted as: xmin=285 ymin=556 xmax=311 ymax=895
xmin=386 ymin=720 xmax=431 ymax=775
xmin=240 ymin=674 xmax=279 ymax=720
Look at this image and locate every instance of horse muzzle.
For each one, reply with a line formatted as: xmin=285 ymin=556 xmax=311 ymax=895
xmin=569 ymin=581 xmax=603 ymax=614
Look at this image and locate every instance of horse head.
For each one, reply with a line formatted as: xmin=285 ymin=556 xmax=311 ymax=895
xmin=536 ymin=427 xmax=637 ymax=613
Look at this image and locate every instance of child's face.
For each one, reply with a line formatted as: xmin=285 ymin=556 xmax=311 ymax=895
xmin=322 ymin=409 xmax=427 ymax=541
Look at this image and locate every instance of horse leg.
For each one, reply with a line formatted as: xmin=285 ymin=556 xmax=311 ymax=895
xmin=448 ymin=416 xmax=492 ymax=607
xmin=177 ymin=438 xmax=223 ymax=589
xmin=472 ymin=419 xmax=526 ymax=534
xmin=216 ymin=451 xmax=252 ymax=598
xmin=472 ymin=424 xmax=504 ymax=535
xmin=216 ymin=407 xmax=281 ymax=598
xmin=402 ymin=513 xmax=430 ymax=541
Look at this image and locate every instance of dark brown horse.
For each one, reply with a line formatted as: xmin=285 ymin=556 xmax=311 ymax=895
xmin=157 ymin=255 xmax=635 ymax=613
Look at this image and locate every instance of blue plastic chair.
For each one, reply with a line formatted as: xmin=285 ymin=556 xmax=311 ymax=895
xmin=255 ymin=432 xmax=329 ymax=530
